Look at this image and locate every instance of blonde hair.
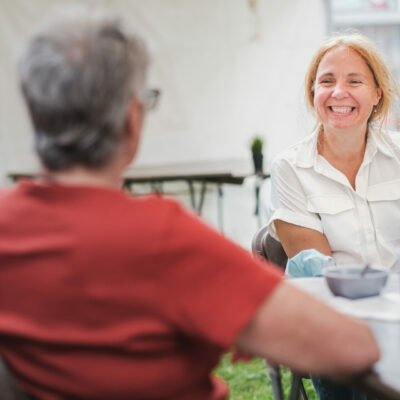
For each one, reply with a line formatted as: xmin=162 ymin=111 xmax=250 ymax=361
xmin=305 ymin=32 xmax=398 ymax=126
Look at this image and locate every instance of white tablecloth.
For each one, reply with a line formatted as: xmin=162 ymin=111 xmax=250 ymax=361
xmin=289 ymin=274 xmax=400 ymax=321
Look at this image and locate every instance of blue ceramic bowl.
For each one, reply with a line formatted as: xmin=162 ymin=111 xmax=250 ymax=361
xmin=323 ymin=266 xmax=388 ymax=299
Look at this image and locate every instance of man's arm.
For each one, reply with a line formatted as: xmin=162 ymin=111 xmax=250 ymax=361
xmin=235 ymin=281 xmax=379 ymax=381
xmin=274 ymin=219 xmax=332 ymax=258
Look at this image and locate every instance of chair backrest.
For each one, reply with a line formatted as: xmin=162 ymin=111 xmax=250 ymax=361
xmin=251 ymin=225 xmax=288 ymax=270
xmin=0 ymin=357 xmax=31 ymax=400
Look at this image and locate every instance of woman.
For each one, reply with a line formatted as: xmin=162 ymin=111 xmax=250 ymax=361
xmin=267 ymin=32 xmax=399 ymax=400
xmin=268 ymin=32 xmax=400 ymax=270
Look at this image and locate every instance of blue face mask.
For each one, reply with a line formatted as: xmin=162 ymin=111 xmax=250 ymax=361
xmin=286 ymin=249 xmax=335 ymax=278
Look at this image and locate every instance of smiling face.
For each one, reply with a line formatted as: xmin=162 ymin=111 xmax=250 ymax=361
xmin=313 ymin=46 xmax=382 ymax=134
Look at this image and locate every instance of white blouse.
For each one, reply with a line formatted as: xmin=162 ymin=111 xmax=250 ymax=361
xmin=267 ymin=125 xmax=400 ymax=269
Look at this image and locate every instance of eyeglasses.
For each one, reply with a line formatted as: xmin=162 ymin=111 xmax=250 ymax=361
xmin=142 ymin=88 xmax=161 ymax=111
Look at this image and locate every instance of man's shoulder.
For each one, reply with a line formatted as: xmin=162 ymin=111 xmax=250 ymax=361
xmin=126 ymin=195 xmax=183 ymax=215
xmin=123 ymin=194 xmax=194 ymax=233
xmin=0 ymin=185 xmax=20 ymax=202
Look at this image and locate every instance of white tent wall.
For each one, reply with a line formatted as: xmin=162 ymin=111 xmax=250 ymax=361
xmin=0 ymin=0 xmax=325 ymax=248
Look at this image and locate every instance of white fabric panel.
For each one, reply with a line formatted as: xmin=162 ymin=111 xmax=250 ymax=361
xmin=0 ymin=0 xmax=325 ymax=186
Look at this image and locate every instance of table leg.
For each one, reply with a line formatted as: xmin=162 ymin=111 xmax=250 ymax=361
xmin=197 ymin=181 xmax=207 ymax=214
xmin=217 ymin=184 xmax=224 ymax=232
xmin=187 ymin=180 xmax=196 ymax=209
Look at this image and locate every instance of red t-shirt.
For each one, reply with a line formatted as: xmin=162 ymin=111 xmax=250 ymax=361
xmin=0 ymin=181 xmax=282 ymax=400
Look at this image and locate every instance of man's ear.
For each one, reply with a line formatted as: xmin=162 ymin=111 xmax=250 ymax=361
xmin=123 ymin=98 xmax=143 ymax=164
xmin=125 ymin=98 xmax=143 ymax=140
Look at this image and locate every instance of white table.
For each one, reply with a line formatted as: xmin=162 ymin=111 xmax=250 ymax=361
xmin=289 ymin=274 xmax=400 ymax=399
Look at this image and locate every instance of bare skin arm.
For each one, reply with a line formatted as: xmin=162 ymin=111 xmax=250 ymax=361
xmin=235 ymin=282 xmax=379 ymax=381
xmin=274 ymin=219 xmax=332 ymax=258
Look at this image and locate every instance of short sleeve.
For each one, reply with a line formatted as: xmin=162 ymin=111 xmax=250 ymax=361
xmin=160 ymin=205 xmax=282 ymax=350
xmin=267 ymin=157 xmax=323 ymax=239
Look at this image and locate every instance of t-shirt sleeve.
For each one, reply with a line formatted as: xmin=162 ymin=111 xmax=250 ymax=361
xmin=160 ymin=204 xmax=282 ymax=350
xmin=267 ymin=157 xmax=323 ymax=239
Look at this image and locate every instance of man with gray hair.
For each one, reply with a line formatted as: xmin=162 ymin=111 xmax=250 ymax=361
xmin=0 ymin=7 xmax=378 ymax=400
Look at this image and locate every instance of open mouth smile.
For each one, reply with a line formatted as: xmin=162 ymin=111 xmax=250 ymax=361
xmin=328 ymin=106 xmax=356 ymax=114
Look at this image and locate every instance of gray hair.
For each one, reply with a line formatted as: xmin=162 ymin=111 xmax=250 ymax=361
xmin=18 ymin=7 xmax=149 ymax=170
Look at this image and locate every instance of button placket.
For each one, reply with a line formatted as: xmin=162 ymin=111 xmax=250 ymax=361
xmin=351 ymin=190 xmax=375 ymax=265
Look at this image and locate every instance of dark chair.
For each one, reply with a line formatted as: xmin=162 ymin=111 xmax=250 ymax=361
xmin=251 ymin=225 xmax=308 ymax=400
xmin=0 ymin=356 xmax=31 ymax=400
xmin=251 ymin=225 xmax=288 ymax=268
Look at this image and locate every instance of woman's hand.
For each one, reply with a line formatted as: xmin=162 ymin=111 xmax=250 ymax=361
xmin=286 ymin=249 xmax=335 ymax=277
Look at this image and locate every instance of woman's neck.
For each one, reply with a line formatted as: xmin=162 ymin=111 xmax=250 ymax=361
xmin=317 ymin=124 xmax=368 ymax=189
xmin=318 ymin=124 xmax=367 ymax=162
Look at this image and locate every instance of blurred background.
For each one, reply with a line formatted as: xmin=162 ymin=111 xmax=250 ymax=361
xmin=1 ymin=0 xmax=400 ymax=248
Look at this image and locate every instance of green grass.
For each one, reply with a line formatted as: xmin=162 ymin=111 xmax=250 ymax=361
xmin=214 ymin=353 xmax=318 ymax=400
